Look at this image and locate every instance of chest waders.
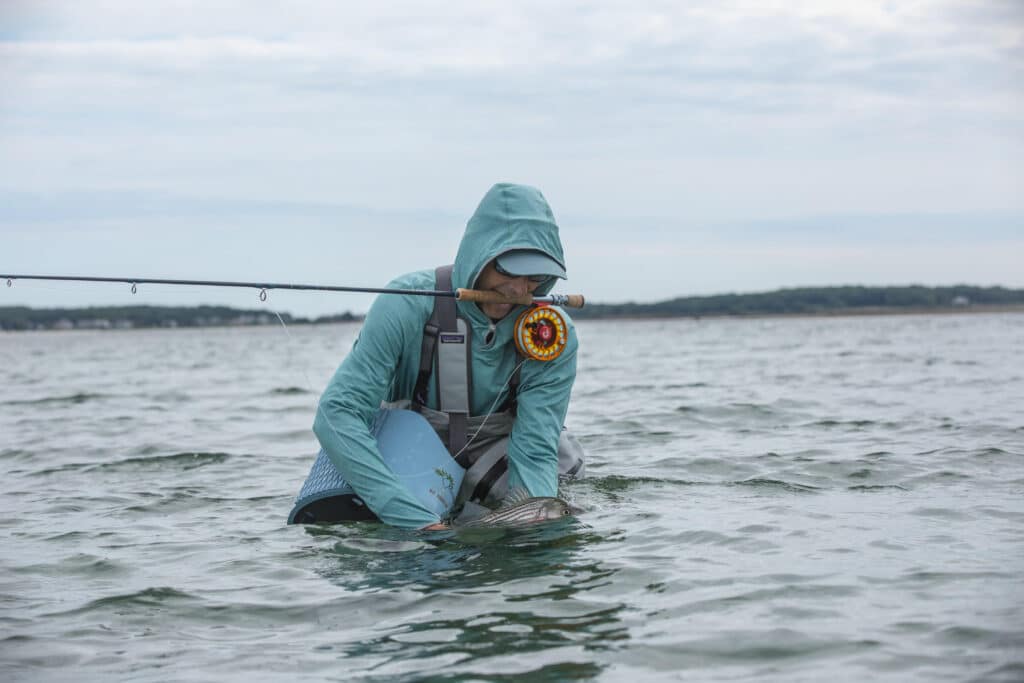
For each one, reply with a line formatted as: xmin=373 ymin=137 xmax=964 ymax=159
xmin=286 ymin=264 xmax=585 ymax=525
xmin=412 ymin=265 xmax=522 ymax=508
xmin=412 ymin=265 xmax=585 ymax=511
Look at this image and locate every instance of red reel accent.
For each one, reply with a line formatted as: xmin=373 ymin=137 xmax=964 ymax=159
xmin=514 ymin=306 xmax=569 ymax=361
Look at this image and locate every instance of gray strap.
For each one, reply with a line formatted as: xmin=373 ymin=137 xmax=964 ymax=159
xmin=412 ymin=318 xmax=439 ymax=411
xmin=456 ymin=437 xmax=508 ymax=505
xmin=432 ymin=265 xmax=471 ymax=461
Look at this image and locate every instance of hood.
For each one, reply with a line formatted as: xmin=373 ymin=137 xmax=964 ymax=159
xmin=452 ymin=183 xmax=566 ymax=324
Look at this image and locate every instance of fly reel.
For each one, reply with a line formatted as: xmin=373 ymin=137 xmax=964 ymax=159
xmin=513 ymin=305 xmax=569 ymax=361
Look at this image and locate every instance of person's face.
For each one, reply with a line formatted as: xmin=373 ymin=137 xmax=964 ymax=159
xmin=475 ymin=261 xmax=546 ymax=320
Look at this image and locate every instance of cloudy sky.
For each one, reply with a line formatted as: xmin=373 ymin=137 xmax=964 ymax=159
xmin=1 ymin=0 xmax=1021 ymax=316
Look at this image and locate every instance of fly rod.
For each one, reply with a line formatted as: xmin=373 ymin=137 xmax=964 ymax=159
xmin=1 ymin=274 xmax=585 ymax=308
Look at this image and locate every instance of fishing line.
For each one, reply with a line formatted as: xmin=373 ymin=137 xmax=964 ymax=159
xmin=268 ymin=306 xmax=378 ymax=487
xmin=269 ymin=298 xmax=525 ymax=489
xmin=451 ymin=356 xmax=528 ymax=463
xmin=274 ymin=295 xmax=529 ymax=473
xmin=269 ymin=309 xmax=363 ymax=489
xmin=266 ymin=301 xmax=364 ymax=467
xmin=270 ymin=308 xmax=321 ymax=403
xmin=272 ymin=296 xmax=527 ymax=492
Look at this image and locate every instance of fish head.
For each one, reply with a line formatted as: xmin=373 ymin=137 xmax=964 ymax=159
xmin=536 ymin=497 xmax=579 ymax=521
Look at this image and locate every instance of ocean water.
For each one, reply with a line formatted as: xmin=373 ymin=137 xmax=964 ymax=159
xmin=1 ymin=313 xmax=1022 ymax=682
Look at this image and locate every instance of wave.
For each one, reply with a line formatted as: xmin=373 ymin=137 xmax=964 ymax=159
xmin=3 ymin=392 xmax=109 ymax=406
xmin=269 ymin=386 xmax=312 ymax=396
xmin=848 ymin=484 xmax=909 ymax=491
xmin=577 ymin=474 xmax=823 ymax=496
xmin=583 ymin=474 xmax=702 ymax=494
xmin=733 ymin=478 xmax=821 ymax=493
xmin=31 ymin=451 xmax=233 ymax=476
xmin=51 ymin=587 xmax=198 ymax=617
xmin=807 ymin=418 xmax=889 ymax=429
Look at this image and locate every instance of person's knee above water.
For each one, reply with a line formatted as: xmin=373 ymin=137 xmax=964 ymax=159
xmin=310 ymin=182 xmax=584 ymax=529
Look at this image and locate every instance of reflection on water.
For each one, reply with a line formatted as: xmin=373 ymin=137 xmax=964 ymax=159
xmin=307 ymin=520 xmax=628 ymax=680
xmin=313 ymin=520 xmax=616 ymax=592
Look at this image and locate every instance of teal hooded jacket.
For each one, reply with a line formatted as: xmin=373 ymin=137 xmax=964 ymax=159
xmin=312 ymin=184 xmax=579 ymax=529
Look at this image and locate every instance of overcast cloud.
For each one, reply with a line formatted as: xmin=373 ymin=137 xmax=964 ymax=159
xmin=1 ymin=1 xmax=1021 ymax=315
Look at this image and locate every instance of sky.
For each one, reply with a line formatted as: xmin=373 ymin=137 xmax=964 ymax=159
xmin=1 ymin=0 xmax=1022 ymax=317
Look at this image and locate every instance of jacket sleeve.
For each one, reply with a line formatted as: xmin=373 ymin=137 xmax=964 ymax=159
xmin=312 ymin=293 xmax=439 ymax=529
xmin=505 ymin=319 xmax=578 ymax=497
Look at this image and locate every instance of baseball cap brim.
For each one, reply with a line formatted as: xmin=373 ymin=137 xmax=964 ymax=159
xmin=495 ymin=249 xmax=566 ymax=279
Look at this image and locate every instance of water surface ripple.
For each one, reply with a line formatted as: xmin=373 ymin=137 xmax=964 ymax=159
xmin=1 ymin=315 xmax=1022 ymax=681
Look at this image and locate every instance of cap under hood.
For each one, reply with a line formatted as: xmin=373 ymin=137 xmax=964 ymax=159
xmin=452 ymin=183 xmax=566 ymax=310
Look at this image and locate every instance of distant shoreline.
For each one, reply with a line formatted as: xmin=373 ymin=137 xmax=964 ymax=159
xmin=578 ymin=303 xmax=1024 ymax=322
xmin=2 ymin=285 xmax=1022 ymax=331
xmin=1 ymin=304 xmax=1022 ymax=333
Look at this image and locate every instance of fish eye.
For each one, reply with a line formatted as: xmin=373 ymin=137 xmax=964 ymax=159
xmin=561 ymin=509 xmax=569 ymax=516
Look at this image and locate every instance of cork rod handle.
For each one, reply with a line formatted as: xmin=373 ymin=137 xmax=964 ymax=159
xmin=455 ymin=289 xmax=586 ymax=309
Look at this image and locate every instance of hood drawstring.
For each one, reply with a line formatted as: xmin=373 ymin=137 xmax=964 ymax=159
xmin=484 ymin=320 xmax=497 ymax=346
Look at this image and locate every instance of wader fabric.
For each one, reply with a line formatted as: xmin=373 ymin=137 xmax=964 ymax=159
xmin=385 ymin=401 xmax=585 ymax=511
xmin=415 ymin=403 xmax=585 ymax=508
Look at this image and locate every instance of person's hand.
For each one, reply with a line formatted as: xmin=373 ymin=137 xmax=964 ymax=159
xmin=422 ymin=522 xmax=448 ymax=531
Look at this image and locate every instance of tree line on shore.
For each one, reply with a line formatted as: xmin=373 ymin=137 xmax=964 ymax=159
xmin=0 ymin=305 xmax=361 ymax=331
xmin=569 ymin=285 xmax=1024 ymax=319
xmin=1 ymin=285 xmax=1022 ymax=330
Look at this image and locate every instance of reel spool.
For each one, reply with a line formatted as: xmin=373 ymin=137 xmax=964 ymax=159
xmin=514 ymin=305 xmax=569 ymax=362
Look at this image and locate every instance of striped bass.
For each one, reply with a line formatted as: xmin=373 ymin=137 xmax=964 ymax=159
xmin=456 ymin=488 xmax=579 ymax=528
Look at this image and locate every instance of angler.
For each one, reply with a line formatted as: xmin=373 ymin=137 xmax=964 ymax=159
xmin=288 ymin=183 xmax=586 ymax=529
